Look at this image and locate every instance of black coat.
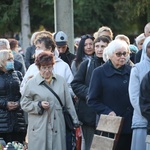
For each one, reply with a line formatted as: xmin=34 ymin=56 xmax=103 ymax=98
xmin=71 ymin=55 xmax=105 ymax=127
xmin=88 ymin=61 xmax=133 ymax=134
xmin=0 ymin=70 xmax=26 ymax=133
xmin=135 ymin=50 xmax=142 ymax=63
xmin=140 ymin=71 xmax=150 ymax=134
xmin=25 ymin=45 xmax=36 ymax=69
xmin=14 ymin=60 xmax=26 ymax=76
xmin=59 ymin=48 xmax=75 ymax=67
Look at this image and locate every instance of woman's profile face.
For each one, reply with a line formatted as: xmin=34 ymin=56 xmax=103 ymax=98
xmin=137 ymin=40 xmax=144 ymax=50
xmin=84 ymin=38 xmax=94 ymax=55
xmin=39 ymin=65 xmax=53 ymax=80
xmin=110 ymin=47 xmax=129 ymax=68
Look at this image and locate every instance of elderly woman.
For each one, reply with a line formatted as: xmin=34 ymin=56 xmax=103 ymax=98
xmin=88 ymin=39 xmax=133 ymax=150
xmin=0 ymin=50 xmax=26 ymax=143
xmin=21 ymin=52 xmax=79 ymax=150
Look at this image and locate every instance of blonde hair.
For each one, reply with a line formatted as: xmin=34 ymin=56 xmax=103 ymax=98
xmin=115 ymin=34 xmax=130 ymax=45
xmin=0 ymin=50 xmax=13 ymax=68
xmin=30 ymin=31 xmax=40 ymax=45
xmin=34 ymin=30 xmax=53 ymax=45
xmin=135 ymin=33 xmax=145 ymax=45
xmin=97 ymin=26 xmax=113 ymax=40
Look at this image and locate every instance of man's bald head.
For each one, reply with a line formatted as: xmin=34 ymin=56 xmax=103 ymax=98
xmin=144 ymin=22 xmax=150 ymax=37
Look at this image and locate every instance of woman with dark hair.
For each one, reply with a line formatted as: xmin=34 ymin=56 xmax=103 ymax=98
xmin=71 ymin=34 xmax=95 ymax=76
xmin=71 ymin=36 xmax=110 ymax=150
xmin=8 ymin=38 xmax=26 ymax=70
xmin=21 ymin=52 xmax=79 ymax=150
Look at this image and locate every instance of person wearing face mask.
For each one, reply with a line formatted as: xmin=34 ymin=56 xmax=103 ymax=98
xmin=0 ymin=49 xmax=26 ymax=144
xmin=20 ymin=31 xmax=74 ymax=96
xmin=20 ymin=31 xmax=77 ymax=150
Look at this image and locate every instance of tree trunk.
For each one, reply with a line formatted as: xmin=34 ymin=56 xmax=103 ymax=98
xmin=21 ymin=0 xmax=31 ymax=54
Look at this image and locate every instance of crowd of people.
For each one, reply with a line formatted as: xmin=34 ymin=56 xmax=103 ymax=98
xmin=0 ymin=22 xmax=150 ymax=150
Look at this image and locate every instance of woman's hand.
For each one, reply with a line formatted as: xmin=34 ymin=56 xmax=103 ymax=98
xmin=7 ymin=101 xmax=19 ymax=110
xmin=41 ymin=101 xmax=50 ymax=110
xmin=108 ymin=111 xmax=116 ymax=116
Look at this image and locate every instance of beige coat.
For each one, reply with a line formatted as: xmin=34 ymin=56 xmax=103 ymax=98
xmin=21 ymin=73 xmax=78 ymax=150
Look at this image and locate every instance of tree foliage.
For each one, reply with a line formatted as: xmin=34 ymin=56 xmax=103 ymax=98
xmin=0 ymin=0 xmax=20 ymax=36
xmin=0 ymin=0 xmax=149 ymax=39
xmin=29 ymin=0 xmax=54 ymax=32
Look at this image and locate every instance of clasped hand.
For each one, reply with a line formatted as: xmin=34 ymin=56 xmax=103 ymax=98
xmin=41 ymin=101 xmax=50 ymax=110
xmin=7 ymin=101 xmax=19 ymax=110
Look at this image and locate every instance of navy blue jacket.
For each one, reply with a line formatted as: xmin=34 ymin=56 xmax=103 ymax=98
xmin=88 ymin=61 xmax=133 ymax=134
xmin=71 ymin=55 xmax=105 ymax=127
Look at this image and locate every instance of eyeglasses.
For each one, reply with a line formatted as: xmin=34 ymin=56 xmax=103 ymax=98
xmin=81 ymin=34 xmax=94 ymax=40
xmin=115 ymin=52 xmax=129 ymax=57
xmin=41 ymin=66 xmax=53 ymax=71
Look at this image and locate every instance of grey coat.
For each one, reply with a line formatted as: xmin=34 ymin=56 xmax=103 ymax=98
xmin=21 ymin=73 xmax=78 ymax=150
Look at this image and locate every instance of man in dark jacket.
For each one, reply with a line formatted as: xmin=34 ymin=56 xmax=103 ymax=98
xmin=140 ymin=71 xmax=150 ymax=134
xmin=25 ymin=45 xmax=36 ymax=69
xmin=54 ymin=31 xmax=75 ymax=67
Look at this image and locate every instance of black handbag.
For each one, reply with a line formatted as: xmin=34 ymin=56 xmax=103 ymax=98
xmin=42 ymin=82 xmax=74 ymax=131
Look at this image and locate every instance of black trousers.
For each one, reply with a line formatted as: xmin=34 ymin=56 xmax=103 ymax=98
xmin=0 ymin=132 xmax=26 ymax=144
xmin=115 ymin=133 xmax=132 ymax=150
xmin=66 ymin=129 xmax=76 ymax=150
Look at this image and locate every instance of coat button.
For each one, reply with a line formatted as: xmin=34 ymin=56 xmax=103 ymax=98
xmin=55 ymin=131 xmax=57 ymax=133
xmin=123 ymin=80 xmax=127 ymax=83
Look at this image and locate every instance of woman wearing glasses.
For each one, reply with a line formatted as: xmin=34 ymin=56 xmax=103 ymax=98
xmin=88 ymin=39 xmax=133 ymax=150
xmin=21 ymin=52 xmax=79 ymax=150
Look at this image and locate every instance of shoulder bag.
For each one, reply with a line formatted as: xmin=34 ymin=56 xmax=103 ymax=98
xmin=42 ymin=82 xmax=74 ymax=131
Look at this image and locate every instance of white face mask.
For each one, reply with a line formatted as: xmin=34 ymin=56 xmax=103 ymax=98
xmin=35 ymin=49 xmax=44 ymax=57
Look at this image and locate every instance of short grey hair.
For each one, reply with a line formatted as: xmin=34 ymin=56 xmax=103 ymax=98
xmin=30 ymin=32 xmax=39 ymax=45
xmin=0 ymin=38 xmax=10 ymax=50
xmin=0 ymin=49 xmax=13 ymax=68
xmin=104 ymin=39 xmax=130 ymax=59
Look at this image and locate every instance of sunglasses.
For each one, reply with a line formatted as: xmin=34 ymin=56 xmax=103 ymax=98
xmin=115 ymin=52 xmax=129 ymax=57
xmin=81 ymin=34 xmax=94 ymax=40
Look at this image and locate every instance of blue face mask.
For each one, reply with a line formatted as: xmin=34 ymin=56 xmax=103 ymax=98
xmin=5 ymin=62 xmax=14 ymax=71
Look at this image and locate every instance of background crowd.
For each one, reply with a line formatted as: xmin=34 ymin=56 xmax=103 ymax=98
xmin=0 ymin=22 xmax=150 ymax=150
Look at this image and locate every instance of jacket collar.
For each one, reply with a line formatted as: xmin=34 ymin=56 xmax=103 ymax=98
xmin=103 ymin=61 xmax=131 ymax=77
xmin=35 ymin=72 xmax=56 ymax=85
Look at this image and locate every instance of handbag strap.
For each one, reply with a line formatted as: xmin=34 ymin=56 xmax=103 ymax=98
xmin=42 ymin=82 xmax=64 ymax=108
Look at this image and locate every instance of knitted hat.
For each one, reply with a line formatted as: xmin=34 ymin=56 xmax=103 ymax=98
xmin=129 ymin=44 xmax=138 ymax=53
